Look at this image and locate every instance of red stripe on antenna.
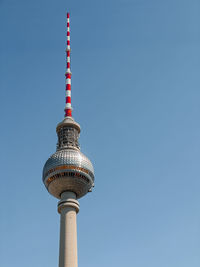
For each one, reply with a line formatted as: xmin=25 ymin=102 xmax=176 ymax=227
xmin=66 ymin=97 xmax=71 ymax=103
xmin=65 ymin=73 xmax=71 ymax=78
xmin=65 ymin=109 xmax=72 ymax=117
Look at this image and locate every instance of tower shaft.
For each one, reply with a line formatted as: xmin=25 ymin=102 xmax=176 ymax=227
xmin=58 ymin=191 xmax=80 ymax=267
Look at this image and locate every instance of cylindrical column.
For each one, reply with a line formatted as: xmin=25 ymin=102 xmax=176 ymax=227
xmin=58 ymin=191 xmax=80 ymax=267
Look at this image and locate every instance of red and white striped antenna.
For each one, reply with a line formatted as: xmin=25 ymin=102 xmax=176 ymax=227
xmin=65 ymin=12 xmax=72 ymax=117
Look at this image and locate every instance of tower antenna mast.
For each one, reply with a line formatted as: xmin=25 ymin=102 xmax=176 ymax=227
xmin=65 ymin=12 xmax=72 ymax=117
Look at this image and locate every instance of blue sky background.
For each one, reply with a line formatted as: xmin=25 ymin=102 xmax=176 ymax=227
xmin=1 ymin=0 xmax=200 ymax=266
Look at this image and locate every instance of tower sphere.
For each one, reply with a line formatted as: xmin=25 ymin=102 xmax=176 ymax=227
xmin=43 ymin=117 xmax=95 ymax=199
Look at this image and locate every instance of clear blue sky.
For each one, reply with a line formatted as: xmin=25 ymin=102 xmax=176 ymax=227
xmin=0 ymin=0 xmax=200 ymax=266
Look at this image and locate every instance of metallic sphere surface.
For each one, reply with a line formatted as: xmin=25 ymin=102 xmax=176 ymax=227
xmin=43 ymin=149 xmax=94 ymax=199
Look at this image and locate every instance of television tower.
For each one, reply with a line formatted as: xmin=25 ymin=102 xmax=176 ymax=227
xmin=42 ymin=13 xmax=95 ymax=267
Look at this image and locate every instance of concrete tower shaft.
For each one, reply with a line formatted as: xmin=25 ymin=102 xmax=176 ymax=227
xmin=58 ymin=192 xmax=79 ymax=267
